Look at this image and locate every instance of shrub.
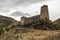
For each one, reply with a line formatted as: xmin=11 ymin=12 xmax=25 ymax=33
xmin=5 ymin=28 xmax=10 ymax=31
xmin=0 ymin=28 xmax=4 ymax=35
xmin=32 ymin=19 xmax=60 ymax=30
xmin=3 ymin=20 xmax=12 ymax=25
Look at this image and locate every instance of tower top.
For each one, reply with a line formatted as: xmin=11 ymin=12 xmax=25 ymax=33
xmin=42 ymin=5 xmax=48 ymax=7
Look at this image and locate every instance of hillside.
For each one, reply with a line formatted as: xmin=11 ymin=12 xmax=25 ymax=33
xmin=54 ymin=18 xmax=60 ymax=24
xmin=0 ymin=16 xmax=60 ymax=40
xmin=53 ymin=18 xmax=60 ymax=28
xmin=0 ymin=15 xmax=18 ymax=28
xmin=21 ymin=20 xmax=60 ymax=30
xmin=0 ymin=28 xmax=60 ymax=40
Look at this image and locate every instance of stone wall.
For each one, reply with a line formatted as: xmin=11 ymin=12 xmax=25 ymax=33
xmin=25 ymin=15 xmax=40 ymax=24
xmin=40 ymin=5 xmax=49 ymax=20
xmin=21 ymin=15 xmax=40 ymax=25
xmin=21 ymin=5 xmax=49 ymax=25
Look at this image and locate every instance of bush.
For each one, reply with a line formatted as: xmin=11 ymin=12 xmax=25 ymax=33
xmin=0 ymin=28 xmax=4 ymax=35
xmin=32 ymin=19 xmax=60 ymax=30
xmin=5 ymin=28 xmax=10 ymax=31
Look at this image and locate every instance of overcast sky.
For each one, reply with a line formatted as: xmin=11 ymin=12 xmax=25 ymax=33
xmin=0 ymin=0 xmax=60 ymax=21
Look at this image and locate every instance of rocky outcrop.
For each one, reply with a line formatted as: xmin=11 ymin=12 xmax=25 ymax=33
xmin=0 ymin=15 xmax=18 ymax=28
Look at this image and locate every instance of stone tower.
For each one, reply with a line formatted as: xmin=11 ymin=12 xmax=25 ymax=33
xmin=40 ymin=5 xmax=49 ymax=20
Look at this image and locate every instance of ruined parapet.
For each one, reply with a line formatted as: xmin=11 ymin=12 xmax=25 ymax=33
xmin=21 ymin=16 xmax=27 ymax=25
xmin=20 ymin=5 xmax=50 ymax=25
xmin=40 ymin=5 xmax=49 ymax=20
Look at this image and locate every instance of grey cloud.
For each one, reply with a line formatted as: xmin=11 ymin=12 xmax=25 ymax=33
xmin=0 ymin=0 xmax=48 ymax=7
xmin=10 ymin=11 xmax=30 ymax=17
xmin=0 ymin=8 xmax=10 ymax=13
xmin=0 ymin=0 xmax=49 ymax=13
xmin=15 ymin=0 xmax=48 ymax=6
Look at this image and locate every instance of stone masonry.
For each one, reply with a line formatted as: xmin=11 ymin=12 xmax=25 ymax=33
xmin=21 ymin=5 xmax=49 ymax=25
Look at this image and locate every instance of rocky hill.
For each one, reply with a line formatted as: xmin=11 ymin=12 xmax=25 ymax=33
xmin=54 ymin=18 xmax=60 ymax=24
xmin=0 ymin=15 xmax=18 ymax=28
xmin=53 ymin=18 xmax=60 ymax=28
xmin=0 ymin=16 xmax=60 ymax=40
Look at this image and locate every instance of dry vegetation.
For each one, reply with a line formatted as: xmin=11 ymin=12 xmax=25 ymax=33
xmin=0 ymin=15 xmax=60 ymax=40
xmin=0 ymin=29 xmax=60 ymax=40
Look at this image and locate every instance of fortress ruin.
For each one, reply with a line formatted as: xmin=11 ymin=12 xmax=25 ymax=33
xmin=21 ymin=5 xmax=49 ymax=25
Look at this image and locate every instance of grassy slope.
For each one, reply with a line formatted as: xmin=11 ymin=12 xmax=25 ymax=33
xmin=0 ymin=28 xmax=60 ymax=40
